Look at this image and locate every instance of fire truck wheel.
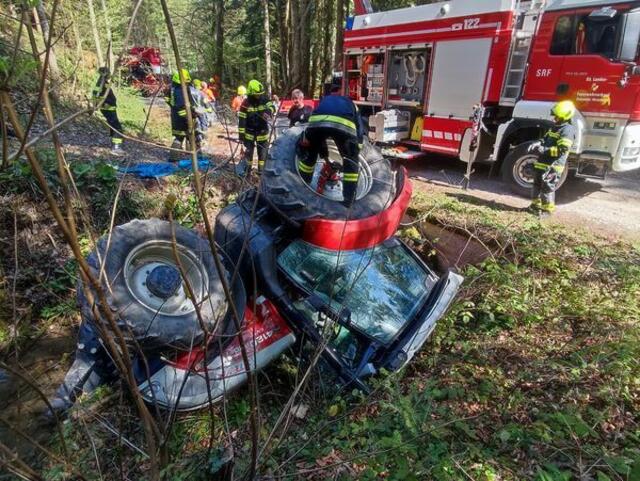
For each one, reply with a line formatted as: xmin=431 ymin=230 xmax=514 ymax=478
xmin=262 ymin=126 xmax=397 ymax=221
xmin=77 ymin=219 xmax=243 ymax=353
xmin=501 ymin=141 xmax=569 ymax=197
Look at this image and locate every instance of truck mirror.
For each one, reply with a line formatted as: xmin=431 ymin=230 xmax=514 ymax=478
xmin=617 ymin=9 xmax=640 ymax=63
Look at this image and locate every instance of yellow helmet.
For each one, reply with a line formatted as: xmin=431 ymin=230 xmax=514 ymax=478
xmin=551 ymin=100 xmax=575 ymax=121
xmin=172 ymin=69 xmax=191 ymax=84
xmin=247 ymin=79 xmax=264 ymax=96
xmin=193 ymin=79 xmax=202 ymax=89
xmin=237 ymin=85 xmax=247 ymax=96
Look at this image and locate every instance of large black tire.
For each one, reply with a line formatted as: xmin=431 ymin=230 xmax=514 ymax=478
xmin=261 ymin=126 xmax=397 ymax=221
xmin=501 ymin=141 xmax=569 ymax=198
xmin=78 ymin=219 xmax=244 ymax=353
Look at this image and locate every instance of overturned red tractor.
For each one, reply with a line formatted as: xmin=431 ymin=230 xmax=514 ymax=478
xmin=123 ymin=46 xmax=167 ymax=96
xmin=49 ymin=128 xmax=463 ymax=414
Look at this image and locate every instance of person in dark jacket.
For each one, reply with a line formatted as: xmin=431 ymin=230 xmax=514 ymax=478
xmin=167 ymin=69 xmax=198 ymax=160
xmin=297 ymin=84 xmax=364 ymax=208
xmin=236 ymin=79 xmax=275 ymax=176
xmin=288 ymin=89 xmax=313 ymax=127
xmin=527 ymin=100 xmax=576 ymax=215
xmin=92 ymin=67 xmax=124 ymax=154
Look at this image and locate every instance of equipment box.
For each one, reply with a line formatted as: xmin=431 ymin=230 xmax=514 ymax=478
xmin=369 ymin=109 xmax=411 ymax=143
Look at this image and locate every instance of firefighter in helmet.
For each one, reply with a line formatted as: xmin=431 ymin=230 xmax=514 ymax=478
xmin=236 ymin=79 xmax=275 ymax=176
xmin=92 ymin=67 xmax=124 ymax=155
xmin=297 ymin=83 xmax=364 ymax=208
xmin=527 ymin=100 xmax=576 ymax=215
xmin=167 ymin=68 xmax=198 ymax=160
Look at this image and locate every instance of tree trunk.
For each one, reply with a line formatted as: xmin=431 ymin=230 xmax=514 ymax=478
xmin=277 ymin=0 xmax=290 ymax=92
xmin=99 ymin=0 xmax=114 ymax=68
xmin=321 ymin=0 xmax=334 ymax=87
xmin=262 ymin=0 xmax=272 ymax=96
xmin=333 ymin=0 xmax=345 ymax=71
xmin=290 ymin=0 xmax=300 ymax=89
xmin=299 ymin=0 xmax=311 ymax=93
xmin=87 ymin=0 xmax=104 ymax=66
xmin=34 ymin=3 xmax=60 ymax=81
xmin=214 ymin=0 xmax=224 ymax=80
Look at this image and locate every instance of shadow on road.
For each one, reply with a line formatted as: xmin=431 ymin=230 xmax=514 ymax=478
xmin=445 ymin=192 xmax=525 ymax=213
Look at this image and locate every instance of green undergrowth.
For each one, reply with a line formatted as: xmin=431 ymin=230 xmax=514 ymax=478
xmin=114 ymin=86 xmax=170 ymax=143
xmin=261 ymin=192 xmax=640 ymax=480
xmin=35 ymin=191 xmax=640 ymax=480
xmin=263 ymin=192 xmax=639 ymax=481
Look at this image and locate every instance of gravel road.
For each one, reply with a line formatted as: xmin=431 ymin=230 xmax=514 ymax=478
xmin=405 ymin=155 xmax=640 ymax=241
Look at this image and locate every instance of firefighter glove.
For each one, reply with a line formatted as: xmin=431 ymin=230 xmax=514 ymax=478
xmin=528 ymin=141 xmax=543 ymax=154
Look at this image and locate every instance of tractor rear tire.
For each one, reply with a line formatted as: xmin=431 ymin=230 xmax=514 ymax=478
xmin=77 ymin=218 xmax=244 ymax=353
xmin=261 ymin=126 xmax=397 ymax=221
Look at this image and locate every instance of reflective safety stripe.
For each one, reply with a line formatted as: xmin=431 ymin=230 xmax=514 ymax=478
xmin=238 ymin=128 xmax=246 ymax=133
xmin=247 ymin=105 xmax=271 ymax=112
xmin=531 ymin=199 xmax=542 ymax=207
xmin=552 ymin=164 xmax=564 ymax=173
xmin=101 ymin=105 xmax=117 ymax=111
xmin=298 ymin=161 xmax=315 ymax=173
xmin=309 ymin=115 xmax=356 ymax=131
xmin=541 ymin=202 xmax=556 ymax=212
xmin=172 ymin=129 xmax=186 ymax=135
xmin=178 ymin=109 xmax=187 ymax=117
xmin=238 ymin=112 xmax=247 ymax=118
xmin=549 ymin=146 xmax=558 ymax=157
xmin=245 ymin=133 xmax=255 ymax=140
xmin=534 ymin=162 xmax=550 ymax=170
xmin=342 ymin=173 xmax=359 ymax=182
xmin=557 ymin=138 xmax=573 ymax=147
xmin=545 ymin=131 xmax=560 ymax=139
xmin=256 ymin=134 xmax=269 ymax=141
xmin=111 ymin=138 xmax=123 ymax=144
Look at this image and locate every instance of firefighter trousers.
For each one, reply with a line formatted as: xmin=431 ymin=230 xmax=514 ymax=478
xmin=242 ymin=133 xmax=269 ymax=172
xmin=532 ymin=166 xmax=559 ymax=212
xmin=298 ymin=126 xmax=360 ymax=206
xmin=101 ymin=109 xmax=123 ymax=147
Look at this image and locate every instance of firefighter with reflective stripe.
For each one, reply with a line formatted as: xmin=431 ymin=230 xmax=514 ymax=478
xmin=527 ymin=100 xmax=576 ymax=215
xmin=191 ymin=79 xmax=208 ymax=144
xmin=236 ymin=80 xmax=275 ymax=176
xmin=167 ymin=69 xmax=197 ymax=160
xmin=92 ymin=67 xmax=124 ymax=155
xmin=297 ymin=84 xmax=364 ymax=208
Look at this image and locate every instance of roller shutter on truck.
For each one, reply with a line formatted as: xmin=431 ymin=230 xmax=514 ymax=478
xmin=422 ymin=38 xmax=493 ymax=154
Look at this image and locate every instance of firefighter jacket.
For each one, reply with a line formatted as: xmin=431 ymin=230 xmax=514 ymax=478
xmin=536 ymin=122 xmax=576 ymax=173
xmin=92 ymin=74 xmax=117 ymax=111
xmin=308 ymin=95 xmax=364 ymax=144
xmin=238 ymin=95 xmax=275 ymax=142
xmin=167 ymin=82 xmax=196 ymax=119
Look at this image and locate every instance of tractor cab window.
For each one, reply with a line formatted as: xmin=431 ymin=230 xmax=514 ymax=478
xmin=277 ymin=239 xmax=437 ymax=344
xmin=550 ymin=12 xmax=620 ymax=58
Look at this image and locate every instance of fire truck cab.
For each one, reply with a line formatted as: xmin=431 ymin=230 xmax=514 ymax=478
xmin=344 ymin=0 xmax=640 ymax=196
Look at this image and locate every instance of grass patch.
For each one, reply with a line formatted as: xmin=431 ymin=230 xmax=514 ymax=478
xmin=114 ymin=86 xmax=170 ymax=143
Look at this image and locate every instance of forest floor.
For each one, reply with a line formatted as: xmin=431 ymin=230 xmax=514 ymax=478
xmin=0 ymin=91 xmax=639 ymax=480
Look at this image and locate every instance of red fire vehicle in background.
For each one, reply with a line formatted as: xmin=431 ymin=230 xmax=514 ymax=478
xmin=345 ymin=0 xmax=640 ymax=195
xmin=123 ymin=46 xmax=168 ymax=96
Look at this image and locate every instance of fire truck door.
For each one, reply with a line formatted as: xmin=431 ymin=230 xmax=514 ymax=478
xmin=523 ymin=11 xmax=572 ymax=100
xmin=558 ymin=9 xmax=627 ymax=113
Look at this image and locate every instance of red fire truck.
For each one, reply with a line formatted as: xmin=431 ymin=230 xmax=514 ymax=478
xmin=344 ymin=0 xmax=640 ymax=195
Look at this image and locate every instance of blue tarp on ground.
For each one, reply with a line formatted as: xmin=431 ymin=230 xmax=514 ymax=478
xmin=118 ymin=159 xmax=212 ymax=178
